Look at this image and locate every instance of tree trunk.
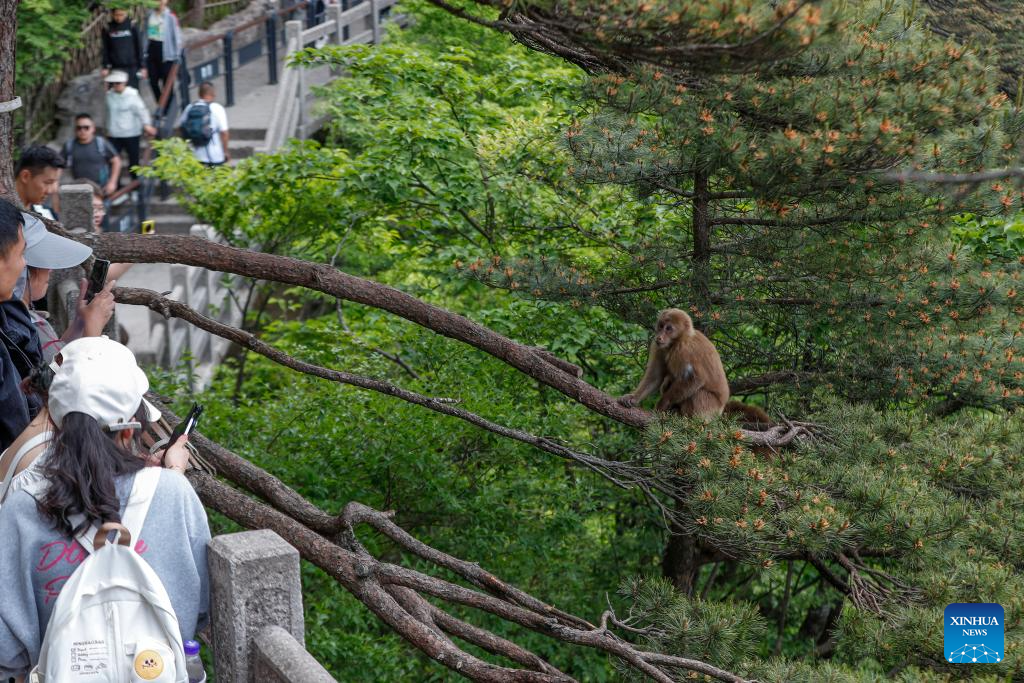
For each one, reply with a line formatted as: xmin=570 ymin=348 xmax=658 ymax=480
xmin=0 ymin=0 xmax=18 ymax=199
xmin=661 ymin=527 xmax=702 ymax=595
xmin=661 ymin=168 xmax=715 ymax=591
xmin=690 ymin=168 xmax=712 ymax=311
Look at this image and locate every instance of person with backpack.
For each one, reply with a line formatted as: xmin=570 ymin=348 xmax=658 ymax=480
xmin=0 ymin=336 xmax=209 ymax=680
xmin=62 ymin=113 xmax=121 ymax=198
xmin=101 ymin=5 xmax=146 ymax=90
xmin=177 ymin=81 xmax=230 ymax=167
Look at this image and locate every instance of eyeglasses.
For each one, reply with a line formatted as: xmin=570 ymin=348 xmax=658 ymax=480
xmin=76 ymin=125 xmax=93 ymax=131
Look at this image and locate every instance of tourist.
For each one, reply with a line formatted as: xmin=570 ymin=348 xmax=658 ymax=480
xmin=178 ymin=81 xmax=230 ymax=167
xmin=72 ymin=178 xmax=135 ymax=280
xmin=0 ymin=201 xmax=28 ymax=452
xmin=71 ymin=178 xmax=108 ymax=233
xmin=105 ymin=70 xmax=156 ymax=177
xmin=18 ymin=212 xmax=115 ymax=361
xmin=2 ymin=209 xmax=110 ymax=423
xmin=101 ymin=6 xmax=146 ymax=90
xmin=61 ymin=114 xmax=121 ymax=198
xmin=145 ymin=0 xmax=184 ymax=114
xmin=14 ymin=146 xmax=64 ymax=220
xmin=0 ymin=337 xmax=209 ymax=679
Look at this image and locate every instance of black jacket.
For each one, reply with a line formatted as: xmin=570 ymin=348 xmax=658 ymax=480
xmin=0 ymin=303 xmax=36 ymax=452
xmin=102 ymin=19 xmax=144 ymax=70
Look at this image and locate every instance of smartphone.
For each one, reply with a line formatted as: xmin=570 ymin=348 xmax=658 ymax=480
xmin=165 ymin=402 xmax=203 ymax=451
xmin=140 ymin=219 xmax=155 ymax=235
xmin=86 ymin=258 xmax=110 ymax=302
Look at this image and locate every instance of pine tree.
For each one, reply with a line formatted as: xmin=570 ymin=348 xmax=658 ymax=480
xmin=464 ymin=0 xmax=1024 ymax=414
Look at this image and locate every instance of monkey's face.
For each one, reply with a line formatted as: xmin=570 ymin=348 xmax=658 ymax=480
xmin=654 ymin=310 xmax=692 ymax=348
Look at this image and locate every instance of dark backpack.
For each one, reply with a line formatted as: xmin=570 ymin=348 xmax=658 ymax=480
xmin=182 ymin=101 xmax=214 ymax=147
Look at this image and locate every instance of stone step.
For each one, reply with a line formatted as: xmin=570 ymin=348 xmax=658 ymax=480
xmin=150 ymin=216 xmax=197 ymax=235
xmin=145 ymin=199 xmax=193 ymax=217
xmin=231 ymin=127 xmax=267 ymax=141
xmin=228 ymin=139 xmax=256 ymax=160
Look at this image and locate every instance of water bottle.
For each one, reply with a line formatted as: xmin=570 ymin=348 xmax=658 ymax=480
xmin=184 ymin=639 xmax=207 ymax=683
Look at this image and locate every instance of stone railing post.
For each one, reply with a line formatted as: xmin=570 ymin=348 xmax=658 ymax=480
xmin=285 ymin=19 xmax=305 ymax=139
xmin=209 ymin=530 xmax=306 ymax=683
xmin=253 ymin=627 xmax=337 ymax=682
xmin=46 ymin=184 xmax=94 ymax=335
xmin=328 ymin=3 xmax=344 ymax=45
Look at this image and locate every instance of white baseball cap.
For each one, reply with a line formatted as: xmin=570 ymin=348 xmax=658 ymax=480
xmin=104 ymin=70 xmax=129 ymax=84
xmin=22 ymin=212 xmax=93 ymax=269
xmin=48 ymin=336 xmax=161 ymax=431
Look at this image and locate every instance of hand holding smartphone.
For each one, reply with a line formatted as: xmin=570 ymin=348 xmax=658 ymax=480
xmin=165 ymin=402 xmax=204 ymax=452
xmin=85 ymin=259 xmax=111 ymax=303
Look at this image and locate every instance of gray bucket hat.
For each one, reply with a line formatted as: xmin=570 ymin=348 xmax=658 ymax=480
xmin=21 ymin=212 xmax=92 ymax=269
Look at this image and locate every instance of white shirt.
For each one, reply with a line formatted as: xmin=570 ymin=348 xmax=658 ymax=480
xmin=178 ymin=101 xmax=229 ymax=164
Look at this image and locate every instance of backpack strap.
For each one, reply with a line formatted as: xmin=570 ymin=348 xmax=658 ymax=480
xmin=0 ymin=431 xmax=54 ymax=503
xmin=121 ymin=466 xmax=161 ymax=542
xmin=61 ymin=139 xmax=73 ymax=166
xmin=96 ymin=135 xmax=113 ymax=158
xmin=72 ymin=467 xmax=162 ymax=556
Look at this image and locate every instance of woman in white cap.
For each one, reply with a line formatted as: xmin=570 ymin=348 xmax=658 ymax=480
xmin=0 ymin=336 xmax=209 ymax=679
xmin=105 ymin=69 xmax=156 ymax=177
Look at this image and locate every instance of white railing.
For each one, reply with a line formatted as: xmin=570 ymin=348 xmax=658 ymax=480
xmin=260 ymin=0 xmax=400 ymax=152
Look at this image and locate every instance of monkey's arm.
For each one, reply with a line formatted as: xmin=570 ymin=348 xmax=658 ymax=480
xmin=618 ymin=346 xmax=664 ymax=407
xmin=655 ymin=364 xmax=704 ymax=411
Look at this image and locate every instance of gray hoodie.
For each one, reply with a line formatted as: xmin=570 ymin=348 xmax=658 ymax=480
xmin=0 ymin=469 xmax=210 ymax=677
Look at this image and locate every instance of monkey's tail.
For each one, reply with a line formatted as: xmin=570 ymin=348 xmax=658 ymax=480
xmin=723 ymin=400 xmax=773 ymax=428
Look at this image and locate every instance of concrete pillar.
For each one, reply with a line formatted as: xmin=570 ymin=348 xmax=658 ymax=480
xmin=58 ymin=183 xmax=94 ymax=233
xmin=328 ymin=3 xmax=344 ymax=45
xmin=370 ymin=0 xmax=380 ymax=44
xmin=208 ymin=530 xmax=305 ymax=683
xmin=45 ymin=184 xmax=94 ymax=335
xmin=253 ymin=627 xmax=337 ymax=682
xmin=285 ymin=19 xmax=302 ymax=53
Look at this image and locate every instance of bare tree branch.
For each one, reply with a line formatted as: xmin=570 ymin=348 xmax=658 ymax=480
xmin=121 ymin=286 xmax=609 ymax=472
xmin=885 ymin=167 xmax=1024 ymax=185
xmin=185 ymin=469 xmax=753 ymax=683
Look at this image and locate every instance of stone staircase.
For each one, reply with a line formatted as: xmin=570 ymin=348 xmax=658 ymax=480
xmin=143 ymin=126 xmax=265 ymax=235
xmin=106 ymin=0 xmax=397 ymax=384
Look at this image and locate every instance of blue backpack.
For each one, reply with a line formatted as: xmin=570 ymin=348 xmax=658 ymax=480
xmin=182 ymin=101 xmax=213 ymax=147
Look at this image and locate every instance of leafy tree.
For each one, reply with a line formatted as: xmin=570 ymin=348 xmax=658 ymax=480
xmin=91 ymin=0 xmax=1024 ymax=681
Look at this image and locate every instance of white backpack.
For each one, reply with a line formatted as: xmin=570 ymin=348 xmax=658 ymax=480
xmin=29 ymin=468 xmax=187 ymax=683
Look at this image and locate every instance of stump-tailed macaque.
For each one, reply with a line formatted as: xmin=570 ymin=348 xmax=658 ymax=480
xmin=618 ymin=308 xmax=772 ymax=426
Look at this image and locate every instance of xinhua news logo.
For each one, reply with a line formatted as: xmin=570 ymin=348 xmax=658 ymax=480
xmin=944 ymin=603 xmax=1004 ymax=663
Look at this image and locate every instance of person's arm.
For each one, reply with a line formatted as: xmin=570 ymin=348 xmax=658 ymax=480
xmin=0 ymin=506 xmax=39 ymax=681
xmin=62 ymin=278 xmax=116 ymax=343
xmin=101 ymin=29 xmax=112 ymax=73
xmin=136 ymin=93 xmax=156 ymax=137
xmin=108 ymin=262 xmax=133 ymax=281
xmin=216 ymin=105 xmax=230 ymax=162
xmin=134 ymin=25 xmax=145 ymax=72
xmin=104 ymin=152 xmax=122 ymax=196
xmin=172 ymin=13 xmax=185 ymax=60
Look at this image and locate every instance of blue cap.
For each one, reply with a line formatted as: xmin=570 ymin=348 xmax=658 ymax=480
xmin=184 ymin=639 xmax=201 ymax=656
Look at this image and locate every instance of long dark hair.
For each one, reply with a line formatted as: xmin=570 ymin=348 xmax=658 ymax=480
xmin=39 ymin=412 xmax=146 ymax=537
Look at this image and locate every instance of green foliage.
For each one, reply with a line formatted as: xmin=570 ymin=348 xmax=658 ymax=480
xmin=16 ymin=0 xmax=91 ymax=100
xmin=617 ymin=575 xmax=766 ymax=675
xmin=952 ymin=212 xmax=1024 ymax=258
xmin=145 ymin=0 xmax=1024 ymax=680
